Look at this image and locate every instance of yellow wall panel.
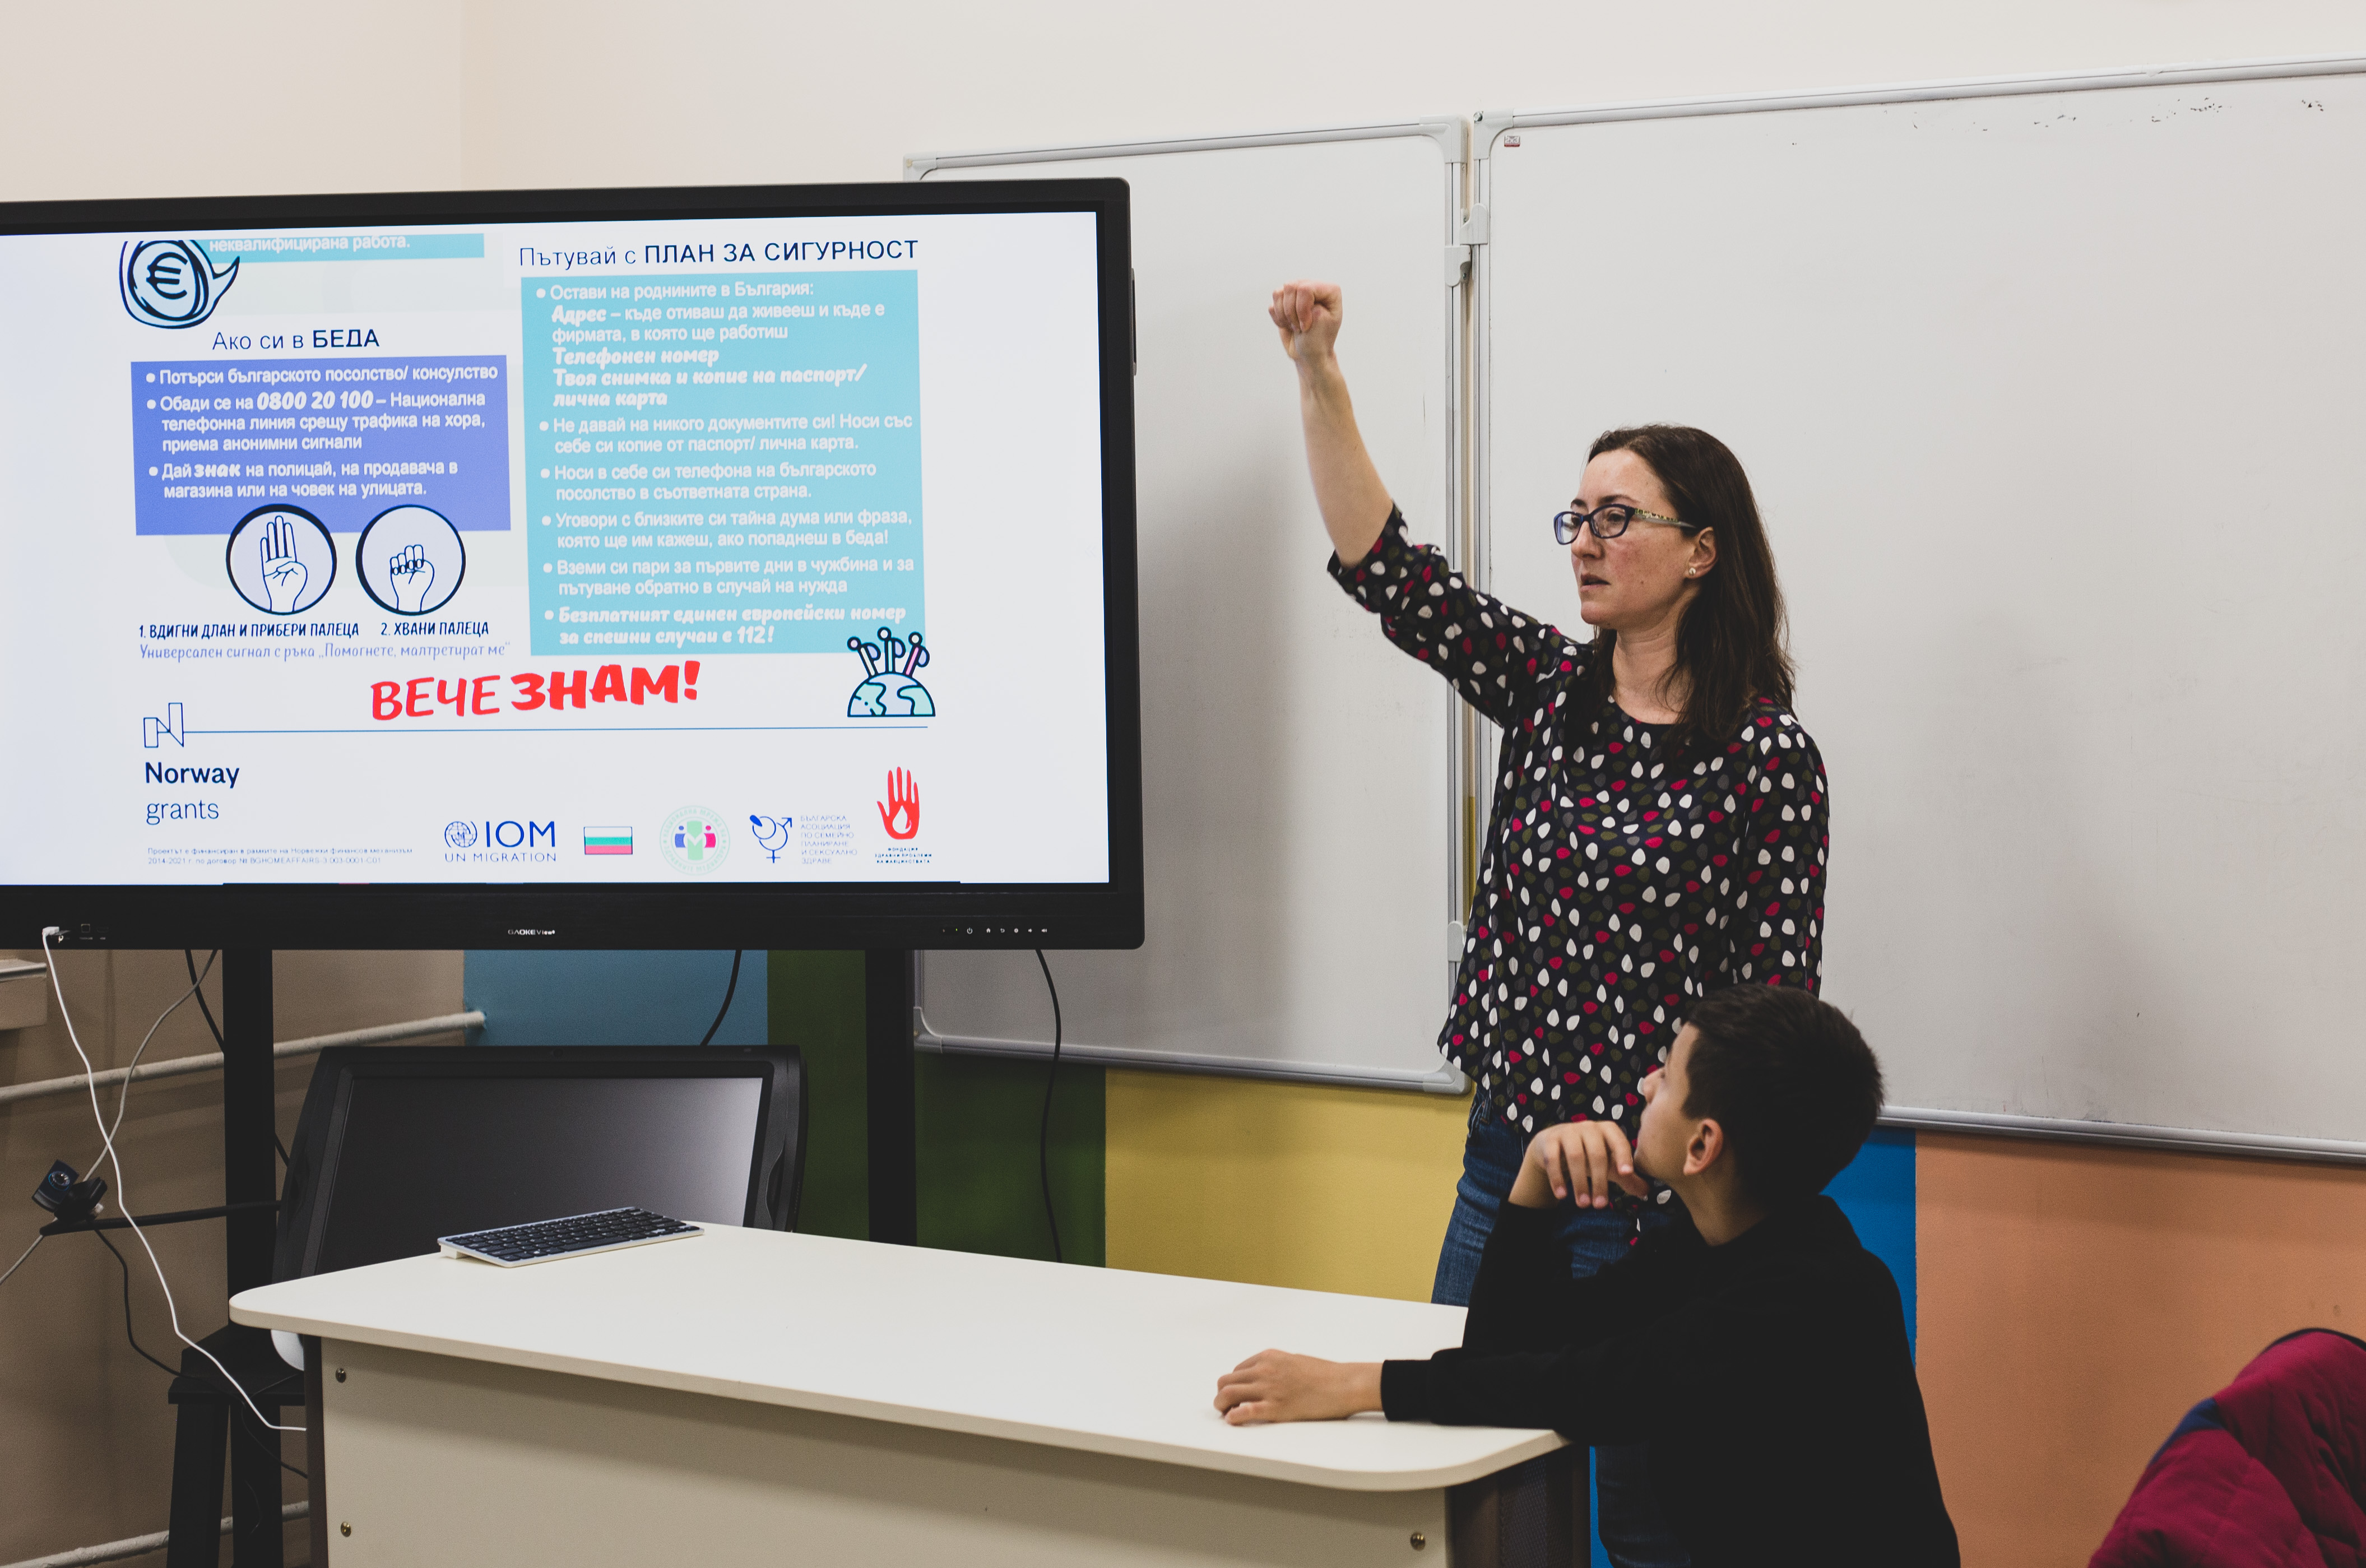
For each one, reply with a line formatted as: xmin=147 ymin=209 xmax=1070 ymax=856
xmin=1105 ymin=1070 xmax=1470 ymax=1302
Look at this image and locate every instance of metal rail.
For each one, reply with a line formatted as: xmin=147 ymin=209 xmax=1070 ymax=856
xmin=0 ymin=1012 xmax=483 ymax=1109
xmin=2 ymin=1502 xmax=308 ymax=1568
xmin=1880 ymin=1105 xmax=2366 ymax=1167
xmin=904 ymin=117 xmax=1465 ymax=177
xmin=916 ymin=1024 xmax=1470 ymax=1094
xmin=1472 ymin=51 xmax=2366 ymax=145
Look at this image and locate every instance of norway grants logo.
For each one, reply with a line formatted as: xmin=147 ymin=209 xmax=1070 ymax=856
xmin=876 ymin=769 xmax=920 ymax=841
xmin=846 ymin=627 xmax=933 ymax=718
xmin=660 ymin=806 xmax=731 ymax=874
xmin=120 ymin=240 xmax=239 ymax=329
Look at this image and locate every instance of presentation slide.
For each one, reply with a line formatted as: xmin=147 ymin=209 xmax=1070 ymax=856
xmin=0 ymin=209 xmax=1112 ymax=888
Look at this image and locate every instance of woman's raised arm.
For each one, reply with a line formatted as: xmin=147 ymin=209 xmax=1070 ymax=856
xmin=1270 ymin=279 xmax=1393 ymax=566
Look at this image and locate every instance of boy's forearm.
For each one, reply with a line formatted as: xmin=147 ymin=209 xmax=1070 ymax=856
xmin=1341 ymin=1360 xmax=1384 ymax=1416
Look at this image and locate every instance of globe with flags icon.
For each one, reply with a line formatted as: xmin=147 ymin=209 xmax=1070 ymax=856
xmin=847 ymin=628 xmax=934 ymax=717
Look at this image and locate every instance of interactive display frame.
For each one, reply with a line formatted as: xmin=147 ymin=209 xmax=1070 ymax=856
xmin=0 ymin=180 xmax=1142 ymax=952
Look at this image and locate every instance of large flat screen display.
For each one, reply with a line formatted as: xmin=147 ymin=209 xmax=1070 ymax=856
xmin=0 ymin=183 xmax=1140 ymax=949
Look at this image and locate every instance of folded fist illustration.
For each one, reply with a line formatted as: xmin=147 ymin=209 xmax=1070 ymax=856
xmin=259 ymin=516 xmax=309 ymax=613
xmin=388 ymin=543 xmax=435 ymax=613
xmin=878 ymin=768 xmax=920 ymax=841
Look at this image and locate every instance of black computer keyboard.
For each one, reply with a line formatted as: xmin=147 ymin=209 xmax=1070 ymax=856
xmin=437 ymin=1207 xmax=702 ymax=1267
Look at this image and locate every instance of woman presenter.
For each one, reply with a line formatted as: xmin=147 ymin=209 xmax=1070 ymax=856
xmin=1272 ymin=280 xmax=1829 ymax=1567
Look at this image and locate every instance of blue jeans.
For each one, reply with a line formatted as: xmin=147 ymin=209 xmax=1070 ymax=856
xmin=1435 ymin=1117 xmax=1690 ymax=1568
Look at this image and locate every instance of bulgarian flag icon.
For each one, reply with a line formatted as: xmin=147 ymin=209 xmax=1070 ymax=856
xmin=584 ymin=827 xmax=633 ymax=856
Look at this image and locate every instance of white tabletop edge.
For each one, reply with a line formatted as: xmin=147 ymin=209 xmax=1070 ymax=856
xmin=232 ymin=1230 xmax=1569 ymax=1492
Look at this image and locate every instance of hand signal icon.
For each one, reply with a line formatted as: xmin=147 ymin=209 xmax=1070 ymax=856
xmin=225 ymin=505 xmax=332 ymax=616
xmin=388 ymin=542 xmax=435 ymax=613
xmin=877 ymin=768 xmax=920 ymax=841
xmin=259 ymin=516 xmax=309 ymax=613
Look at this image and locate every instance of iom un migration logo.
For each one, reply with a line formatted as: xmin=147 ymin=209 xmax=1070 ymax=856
xmin=120 ymin=239 xmax=239 ymax=329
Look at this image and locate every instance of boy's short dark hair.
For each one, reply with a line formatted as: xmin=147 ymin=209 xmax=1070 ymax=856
xmin=1682 ymin=984 xmax=1883 ymax=1207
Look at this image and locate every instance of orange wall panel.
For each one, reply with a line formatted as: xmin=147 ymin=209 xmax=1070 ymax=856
xmin=1917 ymin=1133 xmax=2366 ymax=1565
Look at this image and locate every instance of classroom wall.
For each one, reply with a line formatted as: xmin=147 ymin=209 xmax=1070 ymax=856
xmin=9 ymin=945 xmax=2338 ymax=1567
xmin=1104 ymin=1086 xmax=1914 ymax=1334
xmin=8 ymin=0 xmax=2366 ymax=205
xmin=1919 ymin=1135 xmax=2366 ymax=1564
xmin=12 ymin=3 xmax=2366 ymax=1562
xmin=767 ymin=952 xmax=1106 ymax=1263
xmin=0 ymin=951 xmax=460 ymax=1568
xmin=1106 ymin=1072 xmax=1469 ymax=1301
xmin=466 ymin=949 xmax=769 ymax=1047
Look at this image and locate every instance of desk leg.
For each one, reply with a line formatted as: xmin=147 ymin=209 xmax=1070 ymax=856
xmin=1449 ymin=1450 xmax=1586 ymax=1566
xmin=865 ymin=949 xmax=917 ymax=1245
xmin=305 ymin=1338 xmax=328 ymax=1568
xmin=162 ymin=1397 xmax=228 ymax=1568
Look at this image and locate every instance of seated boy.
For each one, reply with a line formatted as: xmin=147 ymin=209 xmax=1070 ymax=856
xmin=1212 ymin=984 xmax=1959 ymax=1568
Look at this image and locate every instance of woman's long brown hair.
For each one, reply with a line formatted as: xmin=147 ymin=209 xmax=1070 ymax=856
xmin=1578 ymin=424 xmax=1794 ymax=757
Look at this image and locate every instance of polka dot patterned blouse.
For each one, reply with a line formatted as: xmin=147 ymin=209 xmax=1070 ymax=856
xmin=1333 ymin=510 xmax=1830 ymax=1137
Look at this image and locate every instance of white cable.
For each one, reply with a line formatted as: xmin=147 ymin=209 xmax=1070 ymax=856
xmin=89 ymin=949 xmax=216 ymax=1171
xmin=0 ymin=1232 xmax=40 ymax=1288
xmin=41 ymin=930 xmax=303 ymax=1435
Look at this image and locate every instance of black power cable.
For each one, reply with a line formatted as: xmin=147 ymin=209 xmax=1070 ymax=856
xmin=91 ymin=1229 xmax=178 ymax=1378
xmin=698 ymin=950 xmax=744 ymax=1047
xmin=183 ymin=949 xmax=224 ymax=1050
xmin=1034 ymin=950 xmax=1064 ymax=1264
xmin=94 ymin=1230 xmax=312 ymax=1483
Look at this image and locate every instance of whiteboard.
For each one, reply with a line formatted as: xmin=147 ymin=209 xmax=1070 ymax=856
xmin=912 ymin=124 xmax=1468 ymax=1089
xmin=1479 ymin=60 xmax=2366 ymax=1151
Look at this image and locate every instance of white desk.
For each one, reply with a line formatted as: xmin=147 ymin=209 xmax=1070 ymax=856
xmin=231 ymin=1227 xmax=1572 ymax=1566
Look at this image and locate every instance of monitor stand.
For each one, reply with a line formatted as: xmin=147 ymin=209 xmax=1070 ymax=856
xmin=220 ymin=950 xmax=278 ymax=1315
xmin=170 ymin=946 xmax=289 ymax=1568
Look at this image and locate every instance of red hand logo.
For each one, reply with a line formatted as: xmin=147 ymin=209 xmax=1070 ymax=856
xmin=878 ymin=768 xmax=920 ymax=840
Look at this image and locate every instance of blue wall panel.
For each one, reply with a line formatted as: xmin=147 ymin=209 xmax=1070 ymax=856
xmin=463 ymin=949 xmax=768 ymax=1047
xmin=1824 ymin=1128 xmax=1917 ymax=1357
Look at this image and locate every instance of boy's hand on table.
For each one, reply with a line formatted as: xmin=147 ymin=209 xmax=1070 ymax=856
xmin=1513 ymin=1120 xmax=1649 ymax=1210
xmin=1214 ymin=1351 xmax=1383 ymax=1425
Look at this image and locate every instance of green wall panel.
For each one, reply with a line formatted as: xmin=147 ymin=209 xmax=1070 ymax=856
xmin=917 ymin=1051 xmax=1105 ymax=1267
xmin=768 ymin=950 xmax=869 ymax=1240
xmin=769 ymin=952 xmax=1103 ymax=1264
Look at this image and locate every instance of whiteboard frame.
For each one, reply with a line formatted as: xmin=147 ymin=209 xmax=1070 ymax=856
xmin=907 ymin=119 xmax=1477 ymax=1092
xmin=1471 ymin=52 xmax=2366 ymax=1160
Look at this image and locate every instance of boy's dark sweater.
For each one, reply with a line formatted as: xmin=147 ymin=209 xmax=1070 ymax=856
xmin=1380 ymin=1195 xmax=1959 ymax=1568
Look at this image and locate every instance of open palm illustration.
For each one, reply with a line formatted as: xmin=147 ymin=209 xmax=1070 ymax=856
xmin=259 ymin=516 xmax=309 ymax=613
xmin=876 ymin=769 xmax=920 ymax=840
xmin=388 ymin=542 xmax=435 ymax=613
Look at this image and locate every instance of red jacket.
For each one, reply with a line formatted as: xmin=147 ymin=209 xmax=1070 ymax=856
xmin=2091 ymin=1329 xmax=2366 ymax=1568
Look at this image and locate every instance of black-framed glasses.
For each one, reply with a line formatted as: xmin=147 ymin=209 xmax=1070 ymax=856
xmin=1552 ymin=504 xmax=1699 ymax=544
